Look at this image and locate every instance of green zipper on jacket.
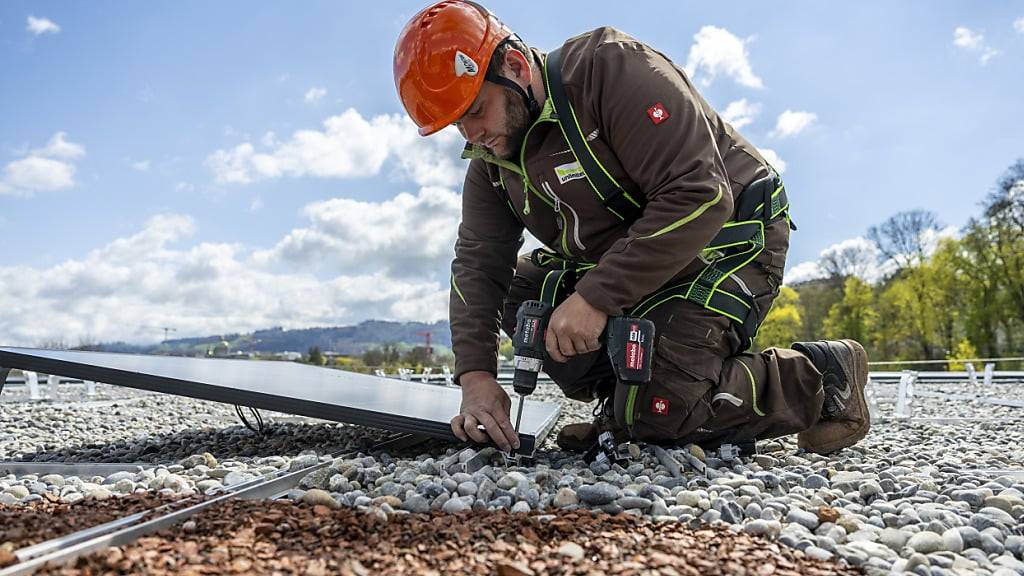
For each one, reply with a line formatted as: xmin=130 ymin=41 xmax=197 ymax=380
xmin=463 ymin=99 xmax=562 ymax=221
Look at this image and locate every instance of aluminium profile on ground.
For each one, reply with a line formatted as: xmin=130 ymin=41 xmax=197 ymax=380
xmin=0 ymin=347 xmax=561 ymax=454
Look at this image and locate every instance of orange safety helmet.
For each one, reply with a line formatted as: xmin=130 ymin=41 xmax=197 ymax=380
xmin=394 ymin=1 xmax=513 ymax=136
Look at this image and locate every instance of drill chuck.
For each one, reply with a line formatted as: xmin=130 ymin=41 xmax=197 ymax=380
xmin=512 ymin=355 xmax=543 ymax=395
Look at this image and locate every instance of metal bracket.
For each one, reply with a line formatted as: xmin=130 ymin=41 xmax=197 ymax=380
xmin=0 ymin=366 xmax=9 ymax=396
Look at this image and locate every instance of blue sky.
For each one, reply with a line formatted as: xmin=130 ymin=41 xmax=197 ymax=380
xmin=1 ymin=1 xmax=1022 ymax=345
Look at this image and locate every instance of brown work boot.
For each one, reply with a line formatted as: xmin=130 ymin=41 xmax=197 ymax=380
xmin=792 ymin=339 xmax=870 ymax=455
xmin=556 ymin=397 xmax=616 ymax=452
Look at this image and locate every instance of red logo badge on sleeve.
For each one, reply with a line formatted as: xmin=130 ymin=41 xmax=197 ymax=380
xmin=652 ymin=396 xmax=670 ymax=415
xmin=647 ymin=103 xmax=670 ymax=125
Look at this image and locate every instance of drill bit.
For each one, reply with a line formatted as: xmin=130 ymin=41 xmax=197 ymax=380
xmin=514 ymin=395 xmax=526 ymax=433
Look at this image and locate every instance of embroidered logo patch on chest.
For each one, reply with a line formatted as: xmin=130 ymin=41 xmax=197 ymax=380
xmin=553 ymin=161 xmax=586 ymax=185
xmin=647 ymin=102 xmax=670 ymax=125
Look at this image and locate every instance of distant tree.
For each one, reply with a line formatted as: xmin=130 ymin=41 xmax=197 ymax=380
xmin=983 ymin=159 xmax=1024 ymax=326
xmin=867 ymin=209 xmax=942 ymax=274
xmin=402 ymin=346 xmax=432 ymax=366
xmin=37 ymin=338 xmax=68 ymax=350
xmin=956 ymin=223 xmax=1010 ymax=357
xmin=923 ymin=238 xmax=966 ymax=356
xmin=756 ymin=286 xmax=802 ymax=350
xmin=946 ymin=339 xmax=978 ymax=372
xmin=876 ymin=270 xmax=942 ymax=359
xmin=307 ymin=346 xmax=325 ymax=366
xmin=823 ymin=277 xmax=877 ymax=345
xmin=362 ymin=343 xmax=403 ymax=367
xmin=362 ymin=347 xmax=385 ymax=367
xmin=791 ymin=280 xmax=843 ymax=341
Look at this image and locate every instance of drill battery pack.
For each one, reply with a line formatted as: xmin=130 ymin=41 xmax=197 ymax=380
xmin=605 ymin=316 xmax=656 ymax=386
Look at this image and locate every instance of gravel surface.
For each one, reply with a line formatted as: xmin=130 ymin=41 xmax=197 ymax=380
xmin=0 ymin=493 xmax=185 ymax=554
xmin=2 ymin=376 xmax=1024 ymax=575
xmin=33 ymin=499 xmax=859 ymax=575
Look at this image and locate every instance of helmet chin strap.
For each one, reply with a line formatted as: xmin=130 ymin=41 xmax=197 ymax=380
xmin=485 ymin=75 xmax=541 ymax=122
xmin=484 ymin=40 xmax=542 ymax=122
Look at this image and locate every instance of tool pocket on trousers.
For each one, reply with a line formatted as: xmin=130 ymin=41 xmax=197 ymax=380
xmin=617 ymin=335 xmax=723 ymax=442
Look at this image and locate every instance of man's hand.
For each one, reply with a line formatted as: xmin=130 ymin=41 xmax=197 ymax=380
xmin=546 ymin=292 xmax=608 ymax=363
xmin=451 ymin=371 xmax=520 ymax=452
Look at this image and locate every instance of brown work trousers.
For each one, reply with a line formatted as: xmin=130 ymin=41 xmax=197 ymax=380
xmin=501 ymin=222 xmax=825 ymax=448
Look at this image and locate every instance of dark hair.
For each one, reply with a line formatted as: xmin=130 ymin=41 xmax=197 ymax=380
xmin=486 ymin=35 xmax=530 ymax=80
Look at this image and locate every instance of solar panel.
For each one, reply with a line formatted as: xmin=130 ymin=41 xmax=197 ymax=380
xmin=0 ymin=347 xmax=561 ymax=454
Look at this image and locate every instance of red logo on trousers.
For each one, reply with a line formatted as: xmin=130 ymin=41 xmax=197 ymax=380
xmin=652 ymin=396 xmax=670 ymax=415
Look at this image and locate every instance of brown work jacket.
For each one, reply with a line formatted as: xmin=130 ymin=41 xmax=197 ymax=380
xmin=451 ymin=27 xmax=780 ymax=382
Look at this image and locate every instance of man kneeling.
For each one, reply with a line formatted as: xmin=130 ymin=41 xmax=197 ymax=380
xmin=392 ymin=1 xmax=869 ymax=456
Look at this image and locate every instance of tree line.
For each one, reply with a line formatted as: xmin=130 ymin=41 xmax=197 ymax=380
xmin=756 ymin=160 xmax=1024 ymax=369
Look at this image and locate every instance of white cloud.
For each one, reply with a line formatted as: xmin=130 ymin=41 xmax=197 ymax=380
xmin=132 ymin=160 xmax=151 ymax=172
xmin=0 ymin=132 xmax=85 ymax=196
xmin=720 ymin=99 xmax=761 ymax=129
xmin=772 ymin=110 xmax=817 ymax=138
xmin=206 ymin=108 xmax=464 ymax=188
xmin=684 ymin=26 xmax=763 ymax=89
xmin=757 ymin=148 xmax=786 ymax=174
xmin=34 ymin=132 xmax=85 ymax=159
xmin=819 ymin=237 xmax=888 ymax=283
xmin=953 ymin=26 xmax=983 ymax=49
xmin=0 ymin=214 xmax=449 ymax=346
xmin=2 ymin=157 xmax=75 ymax=193
xmin=254 ymin=186 xmax=462 ymax=279
xmin=1015 ymin=17 xmax=1024 ymax=34
xmin=304 ymin=87 xmax=327 ymax=103
xmin=783 ymin=260 xmax=824 ymax=285
xmin=953 ymin=26 xmax=1000 ymax=64
xmin=27 ymin=16 xmax=60 ymax=35
xmin=250 ymin=196 xmax=264 ymax=212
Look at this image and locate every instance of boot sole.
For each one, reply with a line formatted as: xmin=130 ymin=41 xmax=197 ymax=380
xmin=807 ymin=339 xmax=870 ymax=454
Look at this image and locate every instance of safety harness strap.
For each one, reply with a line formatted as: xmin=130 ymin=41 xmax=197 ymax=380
xmin=545 ymin=47 xmax=645 ymax=223
xmin=631 ymin=281 xmax=751 ymax=328
xmin=492 ymin=45 xmax=794 ymax=351
xmin=539 ymin=268 xmax=575 ymax=306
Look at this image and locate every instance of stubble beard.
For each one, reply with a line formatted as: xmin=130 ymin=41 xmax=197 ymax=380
xmin=492 ymin=85 xmax=532 ymax=161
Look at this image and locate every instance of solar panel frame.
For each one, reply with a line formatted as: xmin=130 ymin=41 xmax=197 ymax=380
xmin=0 ymin=347 xmax=561 ymax=454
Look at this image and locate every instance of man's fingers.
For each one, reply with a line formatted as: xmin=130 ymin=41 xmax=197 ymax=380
xmin=557 ymin=333 xmax=577 ymax=359
xmin=570 ymin=336 xmax=592 ymax=356
xmin=545 ymin=327 xmax=567 ymax=363
xmin=462 ymin=414 xmax=490 ymax=444
xmin=451 ymin=415 xmax=468 ymax=441
xmin=549 ymin=324 xmax=575 ymax=358
xmin=475 ymin=411 xmax=513 ymax=452
xmin=497 ymin=410 xmax=521 ymax=450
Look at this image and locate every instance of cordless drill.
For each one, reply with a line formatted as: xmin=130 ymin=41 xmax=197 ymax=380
xmin=510 ymin=300 xmax=656 ymax=454
xmin=510 ymin=300 xmax=552 ymax=437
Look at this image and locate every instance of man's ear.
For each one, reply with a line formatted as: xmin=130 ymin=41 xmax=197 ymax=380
xmin=503 ymin=48 xmax=532 ymax=84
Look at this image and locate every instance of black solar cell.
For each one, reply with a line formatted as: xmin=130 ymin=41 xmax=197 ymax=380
xmin=0 ymin=347 xmax=560 ymax=453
